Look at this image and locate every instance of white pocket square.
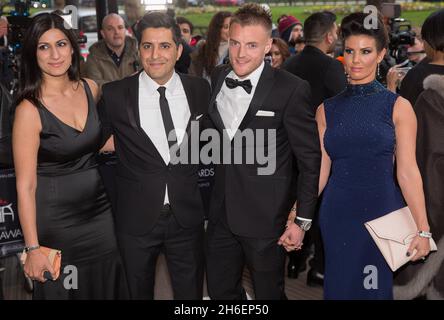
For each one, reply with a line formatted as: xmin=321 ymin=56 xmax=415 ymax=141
xmin=256 ymin=110 xmax=275 ymax=117
xmin=195 ymin=114 xmax=203 ymax=120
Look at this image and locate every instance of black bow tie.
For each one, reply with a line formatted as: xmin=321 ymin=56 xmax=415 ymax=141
xmin=225 ymin=77 xmax=252 ymax=94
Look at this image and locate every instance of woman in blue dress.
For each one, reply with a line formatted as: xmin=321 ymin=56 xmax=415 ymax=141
xmin=316 ymin=13 xmax=432 ymax=299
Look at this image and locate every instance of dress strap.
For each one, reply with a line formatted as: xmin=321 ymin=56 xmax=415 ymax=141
xmin=80 ymin=79 xmax=94 ymax=106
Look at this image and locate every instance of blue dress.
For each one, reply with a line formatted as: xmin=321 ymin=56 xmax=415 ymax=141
xmin=319 ymin=80 xmax=405 ymax=300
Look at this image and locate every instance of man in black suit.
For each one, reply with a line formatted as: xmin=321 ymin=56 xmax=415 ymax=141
xmin=283 ymin=11 xmax=347 ymax=286
xmin=206 ymin=4 xmax=321 ymax=300
xmin=283 ymin=11 xmax=346 ymax=109
xmin=98 ymin=12 xmax=210 ymax=299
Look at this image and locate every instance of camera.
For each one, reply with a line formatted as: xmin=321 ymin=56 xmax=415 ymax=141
xmin=388 ymin=18 xmax=416 ymax=64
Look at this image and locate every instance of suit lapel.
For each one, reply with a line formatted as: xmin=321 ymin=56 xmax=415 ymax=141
xmin=237 ymin=63 xmax=275 ymax=132
xmin=179 ymin=73 xmax=197 ymax=137
xmin=209 ymin=66 xmax=232 ymax=133
xmin=126 ymin=71 xmax=142 ymax=129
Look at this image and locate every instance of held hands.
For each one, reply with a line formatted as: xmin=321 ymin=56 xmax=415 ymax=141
xmin=23 ymin=250 xmax=56 ymax=282
xmin=407 ymin=235 xmax=431 ymax=262
xmin=278 ymin=205 xmax=305 ymax=252
xmin=278 ymin=222 xmax=305 ymax=252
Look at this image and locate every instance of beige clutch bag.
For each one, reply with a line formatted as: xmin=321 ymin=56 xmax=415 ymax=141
xmin=364 ymin=206 xmax=437 ymax=272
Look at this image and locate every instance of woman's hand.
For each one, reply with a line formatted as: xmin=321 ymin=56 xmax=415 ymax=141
xmin=23 ymin=250 xmax=56 ymax=282
xmin=407 ymin=235 xmax=431 ymax=262
xmin=386 ymin=66 xmax=403 ymax=92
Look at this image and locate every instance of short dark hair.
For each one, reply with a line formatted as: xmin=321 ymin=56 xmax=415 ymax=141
xmin=341 ymin=12 xmax=388 ymax=52
xmin=421 ymin=9 xmax=444 ymax=52
xmin=136 ymin=11 xmax=182 ymax=46
xmin=176 ymin=16 xmax=194 ymax=35
xmin=304 ymin=11 xmax=336 ymax=45
xmin=231 ymin=3 xmax=272 ymax=36
xmin=16 ymin=12 xmax=81 ymax=107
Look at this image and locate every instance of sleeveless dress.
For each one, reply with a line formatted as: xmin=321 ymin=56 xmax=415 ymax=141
xmin=319 ymin=80 xmax=405 ymax=300
xmin=33 ymin=80 xmax=128 ymax=299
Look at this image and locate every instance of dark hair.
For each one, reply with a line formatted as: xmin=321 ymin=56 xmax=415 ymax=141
xmin=196 ymin=11 xmax=231 ymax=76
xmin=16 ymin=12 xmax=80 ymax=107
xmin=176 ymin=16 xmax=194 ymax=35
xmin=304 ymin=11 xmax=336 ymax=45
xmin=340 ymin=12 xmax=388 ymax=52
xmin=136 ymin=11 xmax=182 ymax=45
xmin=231 ymin=3 xmax=272 ymax=35
xmin=421 ymin=9 xmax=444 ymax=52
xmin=271 ymin=38 xmax=290 ymax=62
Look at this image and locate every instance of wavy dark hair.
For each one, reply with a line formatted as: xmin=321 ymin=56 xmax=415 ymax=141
xmin=197 ymin=11 xmax=231 ymax=76
xmin=16 ymin=12 xmax=81 ymax=107
xmin=340 ymin=12 xmax=388 ymax=52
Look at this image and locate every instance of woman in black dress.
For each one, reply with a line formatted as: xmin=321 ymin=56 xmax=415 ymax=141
xmin=13 ymin=13 xmax=128 ymax=299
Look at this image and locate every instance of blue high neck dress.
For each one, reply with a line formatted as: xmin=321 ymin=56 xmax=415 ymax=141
xmin=319 ymin=80 xmax=406 ymax=299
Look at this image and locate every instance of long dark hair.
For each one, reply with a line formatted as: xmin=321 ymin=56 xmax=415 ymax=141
xmin=197 ymin=11 xmax=231 ymax=76
xmin=16 ymin=12 xmax=81 ymax=107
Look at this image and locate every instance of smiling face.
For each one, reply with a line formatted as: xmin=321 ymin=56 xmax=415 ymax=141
xmin=343 ymin=34 xmax=386 ymax=84
xmin=36 ymin=28 xmax=73 ymax=79
xmin=139 ymin=27 xmax=183 ymax=85
xmin=229 ymin=22 xmax=272 ymax=78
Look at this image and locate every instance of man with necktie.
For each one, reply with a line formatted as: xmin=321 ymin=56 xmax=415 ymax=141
xmin=98 ymin=12 xmax=210 ymax=299
xmin=206 ymin=3 xmax=321 ymax=299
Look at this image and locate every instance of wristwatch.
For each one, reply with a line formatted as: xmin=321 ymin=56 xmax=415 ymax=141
xmin=294 ymin=218 xmax=312 ymax=231
xmin=418 ymin=231 xmax=432 ymax=238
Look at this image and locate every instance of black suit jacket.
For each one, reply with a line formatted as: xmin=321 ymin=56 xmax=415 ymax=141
xmin=208 ymin=63 xmax=321 ymax=238
xmin=283 ymin=45 xmax=347 ymax=109
xmin=99 ymin=72 xmax=211 ymax=236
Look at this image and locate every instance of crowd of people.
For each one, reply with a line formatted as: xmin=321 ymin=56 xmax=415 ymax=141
xmin=3 ymin=3 xmax=444 ymax=300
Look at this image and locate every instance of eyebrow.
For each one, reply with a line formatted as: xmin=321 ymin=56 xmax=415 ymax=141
xmin=141 ymin=41 xmax=173 ymax=46
xmin=37 ymin=38 xmax=68 ymax=45
xmin=344 ymin=47 xmax=373 ymax=50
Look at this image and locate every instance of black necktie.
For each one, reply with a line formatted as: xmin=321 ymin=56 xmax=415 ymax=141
xmin=157 ymin=87 xmax=177 ymax=150
xmin=225 ymin=77 xmax=252 ymax=94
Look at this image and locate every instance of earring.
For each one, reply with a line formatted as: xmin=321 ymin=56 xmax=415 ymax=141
xmin=377 ymin=63 xmax=380 ymax=78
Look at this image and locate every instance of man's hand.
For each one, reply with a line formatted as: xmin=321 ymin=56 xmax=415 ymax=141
xmin=278 ymin=222 xmax=305 ymax=252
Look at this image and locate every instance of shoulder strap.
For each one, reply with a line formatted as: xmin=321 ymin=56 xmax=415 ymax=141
xmin=81 ymin=79 xmax=94 ymax=103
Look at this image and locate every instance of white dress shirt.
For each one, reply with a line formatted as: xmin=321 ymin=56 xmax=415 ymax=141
xmin=139 ymin=71 xmax=191 ymax=204
xmin=216 ymin=61 xmax=265 ymax=140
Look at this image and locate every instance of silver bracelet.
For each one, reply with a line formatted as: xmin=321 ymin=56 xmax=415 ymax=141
xmin=24 ymin=245 xmax=40 ymax=253
xmin=418 ymin=231 xmax=432 ymax=239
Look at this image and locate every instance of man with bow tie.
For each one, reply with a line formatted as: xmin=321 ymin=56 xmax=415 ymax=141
xmin=206 ymin=3 xmax=321 ymax=300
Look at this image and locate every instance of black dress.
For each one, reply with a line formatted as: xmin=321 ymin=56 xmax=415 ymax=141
xmin=33 ymin=80 xmax=128 ymax=299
